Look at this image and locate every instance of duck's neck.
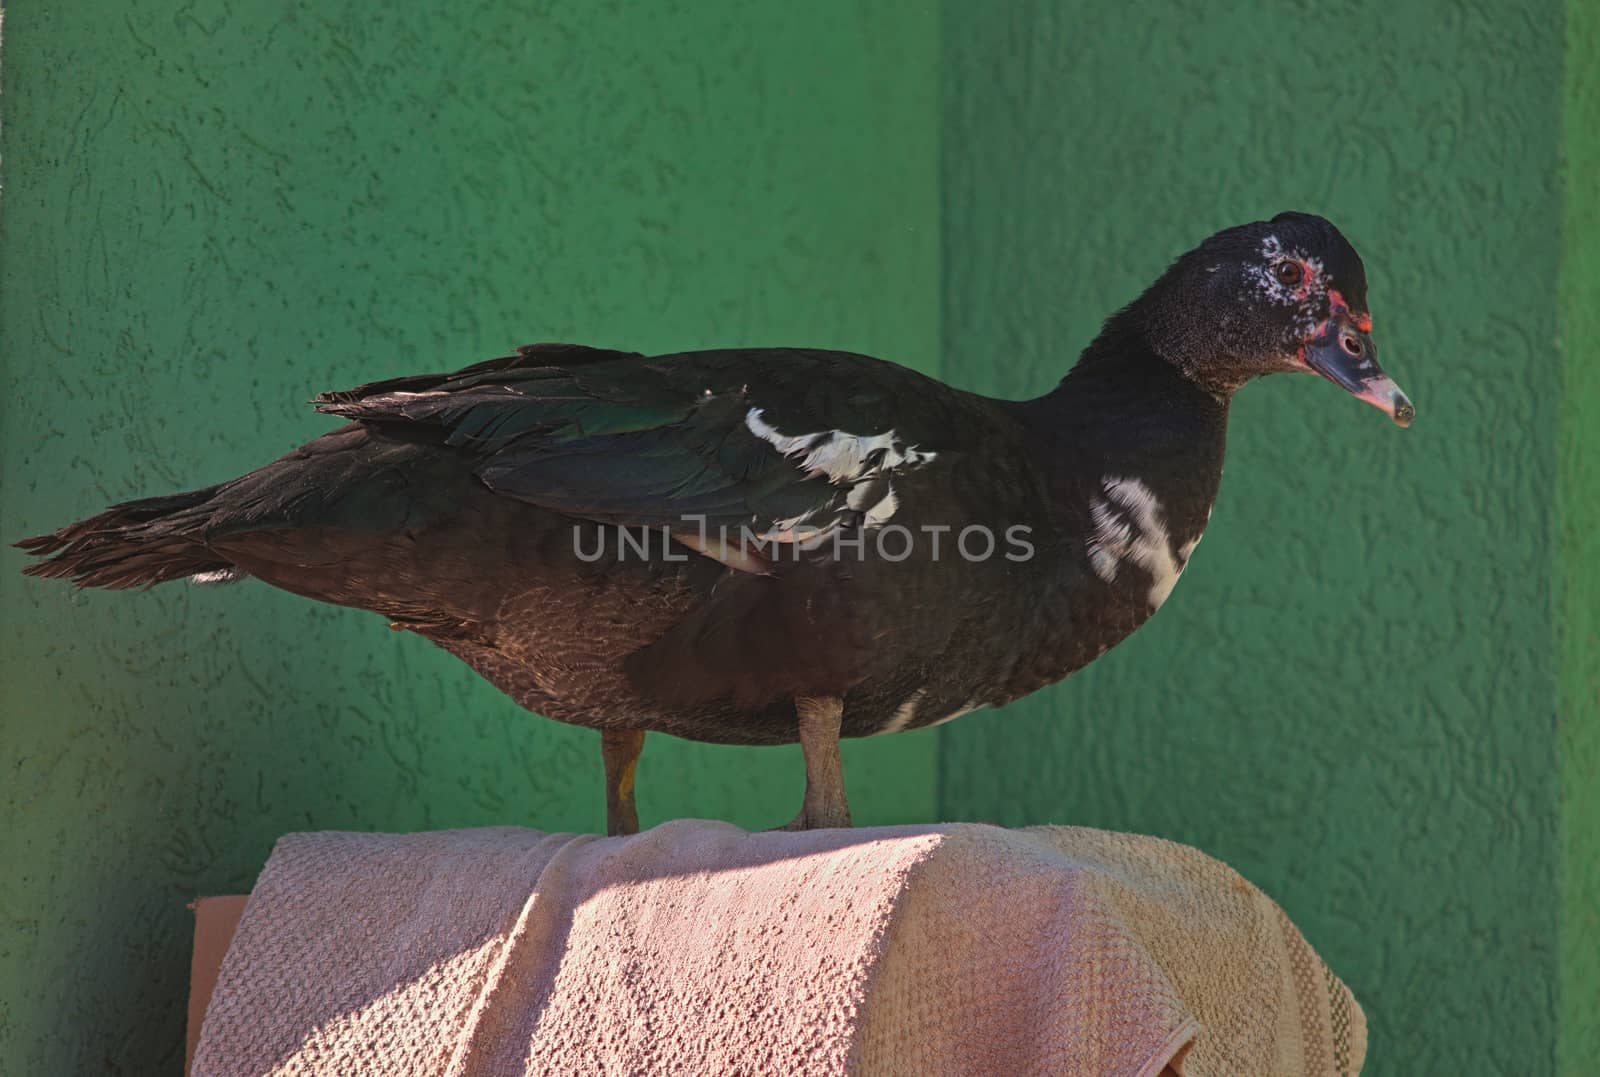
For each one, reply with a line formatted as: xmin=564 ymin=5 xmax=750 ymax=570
xmin=1013 ymin=332 xmax=1232 ymax=536
xmin=1024 ymin=332 xmax=1230 ymax=453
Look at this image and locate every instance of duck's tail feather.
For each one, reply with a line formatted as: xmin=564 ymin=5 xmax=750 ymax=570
xmin=16 ymin=486 xmax=240 ymax=590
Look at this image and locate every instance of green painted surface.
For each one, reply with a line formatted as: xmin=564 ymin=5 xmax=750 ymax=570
xmin=1559 ymin=0 xmax=1600 ymax=1069
xmin=936 ymin=3 xmax=1566 ymax=1075
xmin=3 ymin=2 xmax=1592 ymax=1073
xmin=0 ymin=2 xmax=938 ymax=1071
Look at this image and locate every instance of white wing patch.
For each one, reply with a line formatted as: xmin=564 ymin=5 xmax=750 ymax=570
xmin=1086 ymin=476 xmax=1201 ymax=610
xmin=861 ymin=488 xmax=899 ymax=529
xmin=745 ymin=408 xmax=936 ymax=483
xmin=745 ymin=407 xmax=935 ymax=531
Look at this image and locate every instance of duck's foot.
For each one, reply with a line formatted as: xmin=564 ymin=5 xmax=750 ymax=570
xmin=601 ymin=728 xmax=646 ymax=836
xmin=774 ymin=695 xmax=852 ymax=831
xmin=777 ymin=801 xmax=852 ymax=831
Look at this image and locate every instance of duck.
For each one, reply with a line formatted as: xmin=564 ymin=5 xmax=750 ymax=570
xmin=17 ymin=211 xmax=1412 ymax=835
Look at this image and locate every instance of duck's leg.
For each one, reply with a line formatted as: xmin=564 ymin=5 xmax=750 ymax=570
xmin=601 ymin=728 xmax=647 ymax=836
xmin=780 ymin=695 xmax=852 ymax=830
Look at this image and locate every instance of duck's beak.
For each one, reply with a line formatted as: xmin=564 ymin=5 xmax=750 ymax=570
xmin=1301 ymin=312 xmax=1414 ymax=428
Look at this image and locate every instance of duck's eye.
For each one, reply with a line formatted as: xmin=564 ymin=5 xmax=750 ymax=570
xmin=1273 ymin=261 xmax=1304 ymax=287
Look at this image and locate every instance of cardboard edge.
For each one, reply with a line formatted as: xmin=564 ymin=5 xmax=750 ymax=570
xmin=186 ymin=895 xmax=250 ymax=1077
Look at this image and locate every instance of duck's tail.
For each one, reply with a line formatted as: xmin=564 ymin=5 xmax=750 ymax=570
xmin=16 ymin=486 xmax=241 ymax=590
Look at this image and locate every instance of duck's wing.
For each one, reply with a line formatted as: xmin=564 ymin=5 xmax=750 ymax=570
xmin=314 ymin=343 xmax=975 ymax=552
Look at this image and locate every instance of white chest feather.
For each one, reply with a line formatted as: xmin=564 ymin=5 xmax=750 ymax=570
xmin=1086 ymin=476 xmax=1205 ymax=610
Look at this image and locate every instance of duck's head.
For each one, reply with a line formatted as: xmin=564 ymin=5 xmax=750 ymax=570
xmin=1122 ymin=211 xmax=1413 ymax=427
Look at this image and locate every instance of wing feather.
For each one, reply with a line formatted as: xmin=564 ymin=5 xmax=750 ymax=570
xmin=314 ymin=343 xmax=955 ymax=547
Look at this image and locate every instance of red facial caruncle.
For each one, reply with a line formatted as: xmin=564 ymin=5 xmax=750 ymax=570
xmin=1326 ymin=288 xmax=1372 ymax=333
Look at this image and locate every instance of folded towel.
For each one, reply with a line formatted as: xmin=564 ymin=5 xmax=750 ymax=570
xmin=192 ymin=821 xmax=1363 ymax=1076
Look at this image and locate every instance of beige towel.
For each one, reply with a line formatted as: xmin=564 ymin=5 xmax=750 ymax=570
xmin=192 ymin=821 xmax=1364 ymax=1077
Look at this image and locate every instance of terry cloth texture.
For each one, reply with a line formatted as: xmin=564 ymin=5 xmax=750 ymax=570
xmin=191 ymin=821 xmax=1364 ymax=1076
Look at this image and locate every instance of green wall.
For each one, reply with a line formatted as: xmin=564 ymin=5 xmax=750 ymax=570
xmin=2 ymin=2 xmax=1592 ymax=1075
xmin=1559 ymin=0 xmax=1600 ymax=1068
xmin=0 ymin=3 xmax=938 ymax=1071
xmin=936 ymin=3 xmax=1587 ymax=1076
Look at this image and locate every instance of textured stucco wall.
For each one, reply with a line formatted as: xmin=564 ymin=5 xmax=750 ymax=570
xmin=0 ymin=3 xmax=938 ymax=1071
xmin=937 ymin=3 xmax=1567 ymax=1076
xmin=1559 ymin=0 xmax=1599 ymax=1068
xmin=3 ymin=2 xmax=1590 ymax=1073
